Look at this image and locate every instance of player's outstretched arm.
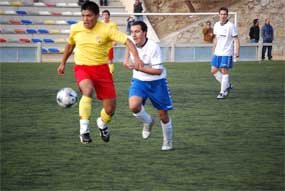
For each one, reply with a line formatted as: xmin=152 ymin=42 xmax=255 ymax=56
xmin=57 ymin=43 xmax=75 ymax=75
xmin=138 ymin=67 xmax=163 ymax=75
xmin=125 ymin=38 xmax=144 ymax=69
xmin=123 ymin=47 xmax=134 ymax=70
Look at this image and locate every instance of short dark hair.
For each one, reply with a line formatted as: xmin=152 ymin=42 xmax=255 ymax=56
xmin=219 ymin=7 xmax=228 ymax=14
xmin=253 ymin=19 xmax=258 ymax=25
xmin=131 ymin=21 xmax=148 ymax=32
xmin=102 ymin=9 xmax=110 ymax=16
xmin=81 ymin=1 xmax=99 ymax=15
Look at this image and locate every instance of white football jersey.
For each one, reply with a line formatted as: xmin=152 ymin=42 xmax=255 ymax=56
xmin=213 ymin=20 xmax=238 ymax=56
xmin=129 ymin=37 xmax=166 ymax=81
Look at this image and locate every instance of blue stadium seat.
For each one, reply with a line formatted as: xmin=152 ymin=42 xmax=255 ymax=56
xmin=16 ymin=10 xmax=28 ymax=15
xmin=32 ymin=38 xmax=42 ymax=43
xmin=67 ymin=20 xmax=77 ymax=25
xmin=21 ymin=19 xmax=33 ymax=25
xmin=26 ymin=29 xmax=37 ymax=34
xmin=38 ymin=29 xmax=49 ymax=34
xmin=22 ymin=2 xmax=33 ymax=6
xmin=41 ymin=48 xmax=48 ymax=53
xmin=48 ymin=48 xmax=60 ymax=53
xmin=43 ymin=38 xmax=55 ymax=43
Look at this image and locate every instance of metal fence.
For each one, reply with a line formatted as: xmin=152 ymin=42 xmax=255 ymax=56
xmin=0 ymin=42 xmax=274 ymax=63
xmin=0 ymin=43 xmax=41 ymax=63
xmin=114 ymin=42 xmax=271 ymax=63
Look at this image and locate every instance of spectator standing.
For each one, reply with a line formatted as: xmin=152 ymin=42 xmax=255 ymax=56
xmin=249 ymin=19 xmax=260 ymax=43
xmin=202 ymin=21 xmax=214 ymax=43
xmin=261 ymin=18 xmax=274 ymax=60
xmin=78 ymin=0 xmax=89 ymax=6
xmin=126 ymin=16 xmax=135 ymax=35
xmin=133 ymin=0 xmax=144 ymax=21
xmin=102 ymin=9 xmax=117 ymax=74
xmin=100 ymin=0 xmax=108 ymax=6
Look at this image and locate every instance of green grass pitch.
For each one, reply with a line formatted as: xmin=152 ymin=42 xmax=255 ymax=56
xmin=1 ymin=61 xmax=284 ymax=191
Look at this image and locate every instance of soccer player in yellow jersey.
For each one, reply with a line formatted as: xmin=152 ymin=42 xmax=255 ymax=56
xmin=102 ymin=9 xmax=117 ymax=74
xmin=57 ymin=1 xmax=143 ymax=144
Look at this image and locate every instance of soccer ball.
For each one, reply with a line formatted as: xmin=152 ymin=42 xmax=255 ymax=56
xmin=56 ymin=87 xmax=78 ymax=108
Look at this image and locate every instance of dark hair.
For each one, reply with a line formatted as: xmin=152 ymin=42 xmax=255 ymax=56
xmin=219 ymin=7 xmax=228 ymax=14
xmin=131 ymin=21 xmax=147 ymax=32
xmin=253 ymin=18 xmax=258 ymax=25
xmin=81 ymin=1 xmax=99 ymax=15
xmin=102 ymin=9 xmax=110 ymax=16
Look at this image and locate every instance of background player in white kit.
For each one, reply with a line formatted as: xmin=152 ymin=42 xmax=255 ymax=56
xmin=211 ymin=7 xmax=240 ymax=99
xmin=123 ymin=21 xmax=173 ymax=151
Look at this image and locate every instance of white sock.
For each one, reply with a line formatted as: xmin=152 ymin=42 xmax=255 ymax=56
xmin=80 ymin=119 xmax=90 ymax=135
xmin=97 ymin=117 xmax=107 ymax=130
xmin=221 ymin=74 xmax=229 ymax=93
xmin=132 ymin=105 xmax=152 ymax=124
xmin=213 ymin=71 xmax=222 ymax=83
xmin=161 ymin=118 xmax=173 ymax=142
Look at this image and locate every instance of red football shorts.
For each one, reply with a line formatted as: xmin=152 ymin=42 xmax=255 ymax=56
xmin=74 ymin=64 xmax=116 ymax=100
xmin=108 ymin=47 xmax=114 ymax=61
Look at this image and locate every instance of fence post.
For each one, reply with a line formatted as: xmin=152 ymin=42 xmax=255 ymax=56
xmin=258 ymin=41 xmax=262 ymax=62
xmin=170 ymin=42 xmax=175 ymax=62
xmin=37 ymin=42 xmax=42 ymax=63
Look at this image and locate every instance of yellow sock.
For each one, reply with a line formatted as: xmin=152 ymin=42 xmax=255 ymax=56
xmin=100 ymin=108 xmax=112 ymax=123
xmin=79 ymin=96 xmax=92 ymax=120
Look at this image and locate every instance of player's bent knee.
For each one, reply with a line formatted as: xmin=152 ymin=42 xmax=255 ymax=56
xmin=80 ymin=87 xmax=93 ymax=97
xmin=211 ymin=68 xmax=219 ymax=75
xmin=159 ymin=111 xmax=169 ymax=123
xmin=129 ymin=104 xmax=141 ymax=113
xmin=221 ymin=68 xmax=229 ymax=74
xmin=104 ymin=106 xmax=115 ymax=116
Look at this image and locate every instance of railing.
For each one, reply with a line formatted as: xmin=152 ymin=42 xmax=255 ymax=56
xmin=0 ymin=42 xmax=275 ymax=63
xmin=114 ymin=42 xmax=273 ymax=63
xmin=0 ymin=43 xmax=41 ymax=63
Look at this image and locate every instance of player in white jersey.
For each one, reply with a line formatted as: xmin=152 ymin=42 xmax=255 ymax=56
xmin=123 ymin=21 xmax=173 ymax=151
xmin=211 ymin=7 xmax=240 ymax=99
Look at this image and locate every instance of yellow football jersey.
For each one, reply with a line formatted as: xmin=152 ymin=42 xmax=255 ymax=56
xmin=68 ymin=21 xmax=127 ymax=65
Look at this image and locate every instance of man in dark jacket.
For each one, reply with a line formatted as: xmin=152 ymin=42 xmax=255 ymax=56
xmin=249 ymin=19 xmax=259 ymax=43
xmin=261 ymin=18 xmax=274 ymax=60
xmin=133 ymin=0 xmax=144 ymax=21
xmin=100 ymin=0 xmax=108 ymax=6
xmin=78 ymin=0 xmax=89 ymax=6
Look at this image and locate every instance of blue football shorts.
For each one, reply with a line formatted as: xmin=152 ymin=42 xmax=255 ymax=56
xmin=211 ymin=55 xmax=233 ymax=69
xmin=129 ymin=78 xmax=173 ymax=111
